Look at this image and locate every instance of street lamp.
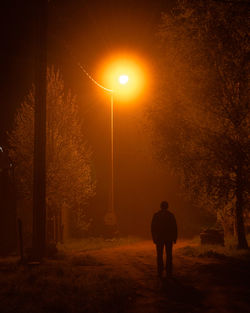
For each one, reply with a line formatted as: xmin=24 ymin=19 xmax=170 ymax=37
xmin=104 ymin=75 xmax=129 ymax=231
xmin=79 ymin=57 xmax=145 ymax=234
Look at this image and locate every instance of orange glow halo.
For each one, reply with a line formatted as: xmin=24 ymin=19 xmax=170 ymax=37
xmin=99 ymin=54 xmax=148 ymax=101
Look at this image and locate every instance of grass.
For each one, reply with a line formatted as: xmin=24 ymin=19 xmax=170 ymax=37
xmin=0 ymin=254 xmax=135 ymax=313
xmin=178 ymin=234 xmax=250 ymax=259
xmin=1 ymin=236 xmax=249 ymax=313
xmin=58 ymin=236 xmax=141 ymax=254
xmin=0 ymin=237 xmax=141 ymax=313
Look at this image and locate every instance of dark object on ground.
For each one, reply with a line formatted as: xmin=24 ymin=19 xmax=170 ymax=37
xmin=200 ymin=229 xmax=224 ymax=246
xmin=0 ymin=148 xmax=17 ymax=256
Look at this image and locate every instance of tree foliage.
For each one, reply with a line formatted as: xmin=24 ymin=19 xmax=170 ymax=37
xmin=149 ymin=0 xmax=249 ymax=247
xmin=8 ymin=67 xmax=96 ymax=237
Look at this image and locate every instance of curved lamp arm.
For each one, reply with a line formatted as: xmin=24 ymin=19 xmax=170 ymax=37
xmin=78 ymin=62 xmax=113 ymax=93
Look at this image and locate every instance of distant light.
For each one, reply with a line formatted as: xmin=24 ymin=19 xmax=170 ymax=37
xmin=119 ymin=75 xmax=129 ymax=85
xmin=0 ymin=146 xmax=3 ymax=152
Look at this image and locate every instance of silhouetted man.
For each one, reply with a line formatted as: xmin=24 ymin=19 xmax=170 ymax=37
xmin=151 ymin=201 xmax=177 ymax=278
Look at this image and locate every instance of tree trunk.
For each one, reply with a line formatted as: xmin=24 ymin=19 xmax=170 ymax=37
xmin=235 ymin=165 xmax=248 ymax=249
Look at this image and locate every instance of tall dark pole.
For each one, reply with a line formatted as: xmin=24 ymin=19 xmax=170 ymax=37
xmin=32 ymin=0 xmax=48 ymax=261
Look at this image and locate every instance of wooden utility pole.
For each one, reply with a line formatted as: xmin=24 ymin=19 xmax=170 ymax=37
xmin=32 ymin=0 xmax=48 ymax=261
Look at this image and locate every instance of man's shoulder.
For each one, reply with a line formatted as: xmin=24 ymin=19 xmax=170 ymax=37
xmin=153 ymin=210 xmax=162 ymax=217
xmin=168 ymin=210 xmax=175 ymax=217
xmin=153 ymin=210 xmax=175 ymax=218
xmin=154 ymin=210 xmax=175 ymax=218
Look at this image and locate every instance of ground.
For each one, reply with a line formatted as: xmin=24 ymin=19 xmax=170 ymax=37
xmin=0 ymin=239 xmax=250 ymax=313
xmin=82 ymin=240 xmax=250 ymax=313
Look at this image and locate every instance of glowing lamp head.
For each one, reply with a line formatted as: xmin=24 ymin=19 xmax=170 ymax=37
xmin=100 ymin=53 xmax=148 ymax=101
xmin=119 ymin=75 xmax=129 ymax=85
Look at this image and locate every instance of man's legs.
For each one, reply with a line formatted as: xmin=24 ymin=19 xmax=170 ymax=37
xmin=156 ymin=242 xmax=164 ymax=277
xmin=165 ymin=241 xmax=173 ymax=276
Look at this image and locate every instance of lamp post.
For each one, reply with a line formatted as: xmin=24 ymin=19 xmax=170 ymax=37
xmin=102 ymin=90 xmax=117 ymax=231
xmin=105 ymin=75 xmax=129 ymax=233
xmin=109 ymin=92 xmax=115 ymax=227
xmin=78 ymin=63 xmax=130 ymax=232
xmin=105 ymin=75 xmax=129 ymax=235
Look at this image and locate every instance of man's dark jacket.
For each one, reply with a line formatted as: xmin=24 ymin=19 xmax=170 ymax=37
xmin=151 ymin=209 xmax=177 ymax=243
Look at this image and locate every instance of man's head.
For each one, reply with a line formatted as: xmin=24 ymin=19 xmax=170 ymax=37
xmin=160 ymin=201 xmax=168 ymax=210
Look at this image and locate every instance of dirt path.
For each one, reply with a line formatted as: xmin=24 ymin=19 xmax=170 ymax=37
xmin=75 ymin=240 xmax=250 ymax=313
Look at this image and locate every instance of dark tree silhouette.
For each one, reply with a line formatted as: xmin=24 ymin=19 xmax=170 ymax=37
xmin=149 ymin=0 xmax=249 ymax=248
xmin=8 ymin=68 xmax=96 ymax=241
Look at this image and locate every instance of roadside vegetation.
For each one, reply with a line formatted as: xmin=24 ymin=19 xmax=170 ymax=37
xmin=0 ymin=237 xmax=141 ymax=313
xmin=0 ymin=253 xmax=135 ymax=313
xmin=1 ymin=237 xmax=249 ymax=313
xmin=58 ymin=236 xmax=142 ymax=253
xmin=177 ymin=234 xmax=250 ymax=259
